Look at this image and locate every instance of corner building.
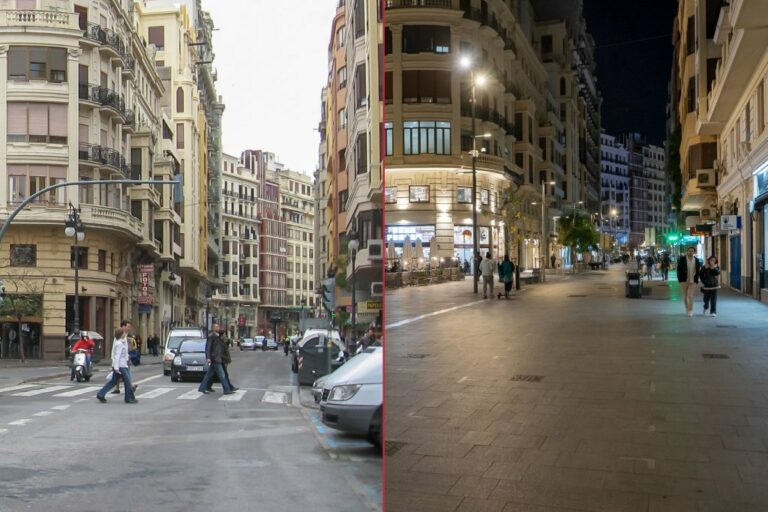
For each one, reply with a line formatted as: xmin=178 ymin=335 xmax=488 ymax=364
xmin=384 ymin=0 xmax=601 ymax=269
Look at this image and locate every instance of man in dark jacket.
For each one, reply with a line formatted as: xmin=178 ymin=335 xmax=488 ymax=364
xmin=198 ymin=323 xmax=233 ymax=395
xmin=206 ymin=329 xmax=237 ymax=392
xmin=677 ymin=246 xmax=702 ymax=317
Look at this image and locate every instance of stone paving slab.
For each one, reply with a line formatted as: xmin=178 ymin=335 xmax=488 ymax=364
xmin=386 ymin=264 xmax=768 ymax=511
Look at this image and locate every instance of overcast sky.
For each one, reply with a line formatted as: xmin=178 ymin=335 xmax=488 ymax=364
xmin=202 ymin=0 xmax=337 ymax=175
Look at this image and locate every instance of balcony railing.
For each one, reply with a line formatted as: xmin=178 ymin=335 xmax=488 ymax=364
xmin=385 ymin=0 xmax=453 ymax=8
xmin=78 ymin=143 xmax=129 ymax=177
xmin=79 ymin=83 xmax=127 ymax=116
xmin=0 ymin=9 xmax=79 ymax=29
xmin=83 ymin=22 xmax=133 ymax=66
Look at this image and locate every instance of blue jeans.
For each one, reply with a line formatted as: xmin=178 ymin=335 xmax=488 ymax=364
xmin=198 ymin=363 xmax=231 ymax=393
xmin=97 ymin=367 xmax=136 ymax=402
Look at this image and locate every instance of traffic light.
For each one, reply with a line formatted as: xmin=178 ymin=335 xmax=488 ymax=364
xmin=321 ymin=278 xmax=335 ymax=314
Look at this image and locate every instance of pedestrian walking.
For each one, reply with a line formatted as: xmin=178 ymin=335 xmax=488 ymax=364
xmin=96 ymin=324 xmax=138 ymax=404
xmin=550 ymin=253 xmax=556 ymax=269
xmin=283 ymin=336 xmax=290 ymax=356
xmin=198 ymin=323 xmax=233 ymax=395
xmin=497 ymin=254 xmax=515 ymax=299
xmin=206 ymin=324 xmax=238 ymax=393
xmin=676 ymin=247 xmax=702 ymax=317
xmin=478 ymin=251 xmax=495 ymax=299
xmin=660 ymin=253 xmax=671 ymax=281
xmin=644 ymin=254 xmax=656 ymax=280
xmin=700 ymin=255 xmax=721 ymax=317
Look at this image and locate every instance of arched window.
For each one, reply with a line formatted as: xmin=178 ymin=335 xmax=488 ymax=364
xmin=176 ymin=87 xmax=184 ymax=113
xmin=560 ymin=77 xmax=566 ymax=96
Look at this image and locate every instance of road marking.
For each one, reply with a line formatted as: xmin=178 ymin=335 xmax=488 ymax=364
xmin=0 ymin=429 xmax=7 ymax=435
xmin=621 ymin=456 xmax=656 ymax=470
xmin=54 ymin=386 xmax=101 ymax=397
xmin=51 ymin=405 xmax=70 ymax=411
xmin=219 ymin=390 xmax=246 ymax=401
xmin=134 ymin=374 xmax=165 ymax=385
xmin=136 ymin=387 xmax=175 ymax=399
xmin=177 ymin=389 xmax=203 ymax=400
xmin=33 ymin=411 xmax=53 ymax=417
xmin=386 ymin=299 xmax=487 ymax=329
xmin=12 ymin=385 xmax=72 ymax=397
xmin=8 ymin=419 xmax=31 ymax=426
xmin=0 ymin=384 xmax=37 ymax=394
xmin=457 ymin=376 xmax=468 ymax=383
xmin=262 ymin=391 xmax=287 ymax=404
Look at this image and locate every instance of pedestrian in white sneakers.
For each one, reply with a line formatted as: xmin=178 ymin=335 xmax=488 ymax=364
xmin=700 ymin=255 xmax=721 ymax=317
xmin=676 ymin=246 xmax=701 ymax=317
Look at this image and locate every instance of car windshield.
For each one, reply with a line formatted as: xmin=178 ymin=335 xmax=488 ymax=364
xmin=179 ymin=339 xmax=206 ymax=353
xmin=242 ymin=338 xmax=254 ymax=343
xmin=168 ymin=335 xmax=199 ymax=350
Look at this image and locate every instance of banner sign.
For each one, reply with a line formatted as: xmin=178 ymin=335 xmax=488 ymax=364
xmin=720 ymin=215 xmax=741 ymax=231
xmin=137 ymin=264 xmax=154 ymax=305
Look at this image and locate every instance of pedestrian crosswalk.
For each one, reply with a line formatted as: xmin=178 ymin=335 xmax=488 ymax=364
xmin=0 ymin=383 xmax=284 ymax=404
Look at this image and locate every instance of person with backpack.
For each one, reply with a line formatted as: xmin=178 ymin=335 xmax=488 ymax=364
xmin=660 ymin=252 xmax=671 ymax=281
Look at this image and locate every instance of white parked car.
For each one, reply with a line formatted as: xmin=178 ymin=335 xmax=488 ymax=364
xmin=319 ymin=347 xmax=382 ymax=446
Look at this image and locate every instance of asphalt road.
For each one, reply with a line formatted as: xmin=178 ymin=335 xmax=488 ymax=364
xmin=385 ymin=266 xmax=768 ymax=511
xmin=0 ymin=349 xmax=380 ymax=512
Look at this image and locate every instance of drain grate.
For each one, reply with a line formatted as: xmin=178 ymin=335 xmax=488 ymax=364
xmin=510 ymin=375 xmax=544 ymax=382
xmin=386 ymin=441 xmax=407 ymax=456
xmin=567 ymin=295 xmax=587 ymax=298
xmin=715 ymin=325 xmax=737 ymax=328
xmin=406 ymin=353 xmax=430 ymax=359
xmin=702 ymin=353 xmax=729 ymax=359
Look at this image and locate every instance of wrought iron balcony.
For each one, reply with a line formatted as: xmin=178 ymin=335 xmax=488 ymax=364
xmin=78 ymin=143 xmax=128 ymax=178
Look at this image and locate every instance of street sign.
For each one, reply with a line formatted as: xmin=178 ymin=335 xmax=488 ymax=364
xmin=721 ymin=215 xmax=741 ymax=231
xmin=690 ymin=224 xmax=713 ymax=236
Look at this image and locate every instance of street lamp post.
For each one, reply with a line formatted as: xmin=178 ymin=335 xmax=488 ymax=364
xmin=460 ymin=56 xmax=486 ymax=294
xmin=168 ymin=271 xmax=176 ymax=328
xmin=65 ymin=203 xmax=85 ymax=336
xmin=540 ymin=181 xmax=556 ymax=283
xmin=348 ymin=232 xmax=359 ymax=353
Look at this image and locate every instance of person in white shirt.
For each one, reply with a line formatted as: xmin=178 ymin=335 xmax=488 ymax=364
xmin=96 ymin=321 xmax=138 ymax=404
xmin=478 ymin=252 xmax=495 ymax=299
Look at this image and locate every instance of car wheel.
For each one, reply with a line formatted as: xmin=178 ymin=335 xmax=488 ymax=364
xmin=171 ymin=375 xmax=179 ymax=382
xmin=367 ymin=407 xmax=382 ymax=448
xmin=163 ymin=370 xmax=170 ymax=376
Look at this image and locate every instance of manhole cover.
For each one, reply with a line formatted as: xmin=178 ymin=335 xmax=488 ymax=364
xmin=702 ymin=353 xmax=729 ymax=359
xmin=406 ymin=353 xmax=430 ymax=359
xmin=510 ymin=375 xmax=544 ymax=382
xmin=567 ymin=295 xmax=586 ymax=298
xmin=386 ymin=441 xmax=407 ymax=456
xmin=715 ymin=325 xmax=737 ymax=328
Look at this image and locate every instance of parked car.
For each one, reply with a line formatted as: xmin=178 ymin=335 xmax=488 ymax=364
xmin=266 ymin=338 xmax=279 ymax=350
xmin=163 ymin=327 xmax=205 ymax=375
xmin=170 ymin=338 xmax=210 ymax=382
xmin=239 ymin=337 xmax=256 ymax=351
xmin=319 ymin=347 xmax=383 ymax=446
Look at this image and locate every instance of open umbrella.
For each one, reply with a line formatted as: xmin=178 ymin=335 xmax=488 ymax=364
xmin=387 ymin=240 xmax=396 ymax=260
xmin=415 ymin=238 xmax=424 ymax=269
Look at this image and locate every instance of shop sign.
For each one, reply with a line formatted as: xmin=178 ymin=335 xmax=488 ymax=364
xmin=690 ymin=224 xmax=713 ymax=236
xmin=137 ymin=264 xmax=154 ymax=305
xmin=720 ymin=215 xmax=741 ymax=231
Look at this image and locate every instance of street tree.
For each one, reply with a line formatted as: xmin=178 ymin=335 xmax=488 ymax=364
xmin=0 ymin=269 xmax=49 ymax=363
xmin=558 ymin=212 xmax=599 ymax=269
xmin=491 ymin=184 xmax=537 ymax=263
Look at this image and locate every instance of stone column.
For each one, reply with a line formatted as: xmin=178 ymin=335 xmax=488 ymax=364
xmin=67 ymin=48 xmax=82 ymax=204
xmin=0 ymin=45 xmax=9 ymax=205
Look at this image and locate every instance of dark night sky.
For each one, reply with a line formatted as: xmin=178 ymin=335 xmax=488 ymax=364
xmin=582 ymin=0 xmax=679 ymax=146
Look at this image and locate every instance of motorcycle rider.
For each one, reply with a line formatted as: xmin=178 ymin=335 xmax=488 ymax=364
xmin=70 ymin=335 xmax=95 ymax=381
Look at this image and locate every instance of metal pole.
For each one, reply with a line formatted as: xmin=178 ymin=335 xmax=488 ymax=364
xmin=471 ymin=71 xmax=479 ymax=294
xmin=351 ymin=251 xmax=356 ymax=351
xmin=541 ymin=182 xmax=546 ymax=283
xmin=72 ymin=206 xmax=81 ymax=335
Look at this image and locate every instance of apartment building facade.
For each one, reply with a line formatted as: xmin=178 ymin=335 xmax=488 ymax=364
xmin=384 ymin=0 xmax=600 ymax=271
xmin=276 ymin=169 xmax=315 ymax=330
xmin=623 ymin=133 xmax=668 ymax=248
xmin=0 ymin=0 xmax=177 ymax=359
xmin=674 ymin=0 xmax=768 ymax=299
xmin=599 ymin=132 xmax=630 ymax=247
xmin=213 ymin=153 xmax=260 ymax=339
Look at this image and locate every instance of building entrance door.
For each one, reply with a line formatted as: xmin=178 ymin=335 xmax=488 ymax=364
xmin=730 ymin=235 xmax=741 ymax=291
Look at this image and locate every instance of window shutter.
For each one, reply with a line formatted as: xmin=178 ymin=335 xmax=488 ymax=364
xmin=8 ymin=103 xmax=27 ymax=135
xmin=16 ymin=0 xmax=36 ymax=9
xmin=28 ymin=104 xmax=48 ymax=136
xmin=49 ymin=166 xmax=66 ymax=178
xmin=79 ymin=123 xmax=89 ymax=144
xmin=49 ymin=104 xmax=67 ymax=136
xmin=148 ymin=26 xmax=165 ymax=48
xmin=29 ymin=165 xmax=47 ymax=177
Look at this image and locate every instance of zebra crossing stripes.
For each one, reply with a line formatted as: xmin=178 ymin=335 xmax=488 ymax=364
xmin=0 ymin=384 xmax=37 ymax=394
xmin=219 ymin=390 xmax=245 ymax=401
xmin=177 ymin=389 xmax=204 ymax=400
xmin=135 ymin=387 xmax=175 ymax=399
xmin=12 ymin=385 xmax=72 ymax=397
xmin=54 ymin=386 xmax=101 ymax=397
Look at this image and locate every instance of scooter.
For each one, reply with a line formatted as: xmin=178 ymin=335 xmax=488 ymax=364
xmin=72 ymin=349 xmax=93 ymax=382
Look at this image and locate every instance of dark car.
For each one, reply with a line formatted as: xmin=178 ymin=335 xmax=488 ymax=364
xmin=170 ymin=338 xmax=212 ymax=382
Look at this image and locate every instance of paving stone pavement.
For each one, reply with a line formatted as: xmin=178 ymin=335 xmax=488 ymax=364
xmin=385 ymin=265 xmax=768 ymax=512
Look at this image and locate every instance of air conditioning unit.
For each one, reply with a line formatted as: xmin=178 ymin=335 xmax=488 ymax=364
xmin=696 ymin=169 xmax=715 ymax=188
xmin=367 ymin=239 xmax=383 ymax=261
xmin=700 ymin=208 xmax=714 ymax=220
xmin=370 ymin=282 xmax=383 ymax=297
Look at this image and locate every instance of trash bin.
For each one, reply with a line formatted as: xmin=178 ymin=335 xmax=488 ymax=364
xmin=625 ymin=271 xmax=642 ymax=298
xmin=297 ymin=334 xmax=344 ymax=386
